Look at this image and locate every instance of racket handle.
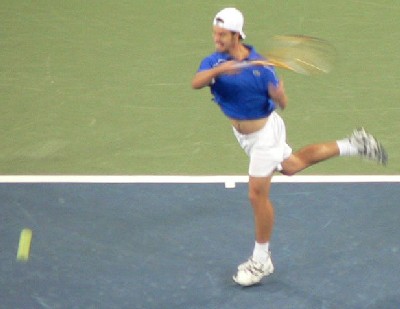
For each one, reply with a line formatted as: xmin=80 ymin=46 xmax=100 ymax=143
xmin=234 ymin=60 xmax=270 ymax=69
xmin=234 ymin=61 xmax=252 ymax=69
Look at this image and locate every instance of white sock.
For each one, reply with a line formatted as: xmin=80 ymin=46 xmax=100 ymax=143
xmin=252 ymin=241 xmax=270 ymax=263
xmin=336 ymin=139 xmax=358 ymax=156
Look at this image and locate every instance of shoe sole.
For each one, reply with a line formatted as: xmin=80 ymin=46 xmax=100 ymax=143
xmin=232 ymin=267 xmax=274 ymax=287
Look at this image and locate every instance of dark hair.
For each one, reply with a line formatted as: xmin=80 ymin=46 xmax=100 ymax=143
xmin=231 ymin=31 xmax=243 ymax=40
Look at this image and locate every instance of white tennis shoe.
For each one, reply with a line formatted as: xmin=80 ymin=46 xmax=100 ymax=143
xmin=349 ymin=127 xmax=388 ymax=165
xmin=233 ymin=254 xmax=274 ymax=286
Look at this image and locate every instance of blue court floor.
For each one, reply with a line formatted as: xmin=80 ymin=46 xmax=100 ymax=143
xmin=1 ymin=182 xmax=399 ymax=309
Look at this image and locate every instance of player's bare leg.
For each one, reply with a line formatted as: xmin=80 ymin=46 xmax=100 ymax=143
xmin=281 ymin=128 xmax=388 ymax=176
xmin=248 ymin=176 xmax=274 ymax=243
xmin=281 ymin=142 xmax=339 ymax=176
xmin=233 ymin=175 xmax=275 ymax=286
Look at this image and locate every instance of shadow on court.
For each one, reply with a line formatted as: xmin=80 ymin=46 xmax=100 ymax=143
xmin=1 ymin=182 xmax=399 ymax=309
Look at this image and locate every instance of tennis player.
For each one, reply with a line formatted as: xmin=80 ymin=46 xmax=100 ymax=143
xmin=191 ymin=7 xmax=388 ymax=286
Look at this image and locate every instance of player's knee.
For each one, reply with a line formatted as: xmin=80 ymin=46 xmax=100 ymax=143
xmin=280 ymin=169 xmax=296 ymax=177
xmin=248 ymin=186 xmax=266 ymax=203
xmin=248 ymin=190 xmax=258 ymax=204
xmin=280 ymin=156 xmax=306 ymax=176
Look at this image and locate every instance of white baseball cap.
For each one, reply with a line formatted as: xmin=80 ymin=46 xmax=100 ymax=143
xmin=213 ymin=8 xmax=246 ymax=39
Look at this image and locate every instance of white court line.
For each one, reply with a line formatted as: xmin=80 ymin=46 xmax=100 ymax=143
xmin=0 ymin=175 xmax=399 ymax=183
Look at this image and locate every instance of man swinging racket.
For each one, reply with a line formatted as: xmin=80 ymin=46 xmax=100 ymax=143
xmin=191 ymin=7 xmax=388 ymax=286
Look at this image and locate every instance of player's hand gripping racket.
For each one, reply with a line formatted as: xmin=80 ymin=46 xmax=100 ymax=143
xmin=236 ymin=35 xmax=337 ymax=75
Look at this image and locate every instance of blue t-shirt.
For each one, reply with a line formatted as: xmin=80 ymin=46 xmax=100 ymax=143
xmin=197 ymin=44 xmax=279 ymax=120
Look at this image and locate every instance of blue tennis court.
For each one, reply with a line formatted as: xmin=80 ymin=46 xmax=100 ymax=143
xmin=1 ymin=180 xmax=399 ymax=308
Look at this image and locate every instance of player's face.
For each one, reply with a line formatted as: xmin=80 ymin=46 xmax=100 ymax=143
xmin=212 ymin=26 xmax=237 ymax=52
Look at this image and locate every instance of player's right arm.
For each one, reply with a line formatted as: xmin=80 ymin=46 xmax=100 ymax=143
xmin=191 ymin=60 xmax=238 ymax=89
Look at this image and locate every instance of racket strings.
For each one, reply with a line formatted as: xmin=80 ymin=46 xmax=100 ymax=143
xmin=267 ymin=35 xmax=337 ymax=75
xmin=294 ymin=58 xmax=329 ymax=74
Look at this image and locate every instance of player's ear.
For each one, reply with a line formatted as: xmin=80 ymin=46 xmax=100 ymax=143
xmin=231 ymin=31 xmax=241 ymax=41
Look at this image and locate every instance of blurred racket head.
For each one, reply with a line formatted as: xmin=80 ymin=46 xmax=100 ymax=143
xmin=266 ymin=35 xmax=337 ymax=75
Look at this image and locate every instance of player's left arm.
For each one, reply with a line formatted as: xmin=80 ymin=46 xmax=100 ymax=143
xmin=268 ymin=80 xmax=287 ymax=110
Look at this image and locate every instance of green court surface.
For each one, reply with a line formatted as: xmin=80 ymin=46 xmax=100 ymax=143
xmin=1 ymin=1 xmax=399 ymax=175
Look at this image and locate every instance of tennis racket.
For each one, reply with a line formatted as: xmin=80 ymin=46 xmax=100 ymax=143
xmin=236 ymin=35 xmax=337 ymax=75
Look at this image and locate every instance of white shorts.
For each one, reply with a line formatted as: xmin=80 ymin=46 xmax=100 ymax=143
xmin=233 ymin=111 xmax=292 ymax=177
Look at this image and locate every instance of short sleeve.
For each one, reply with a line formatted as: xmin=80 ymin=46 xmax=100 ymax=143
xmin=264 ymin=66 xmax=280 ymax=87
xmin=197 ymin=56 xmax=214 ymax=72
